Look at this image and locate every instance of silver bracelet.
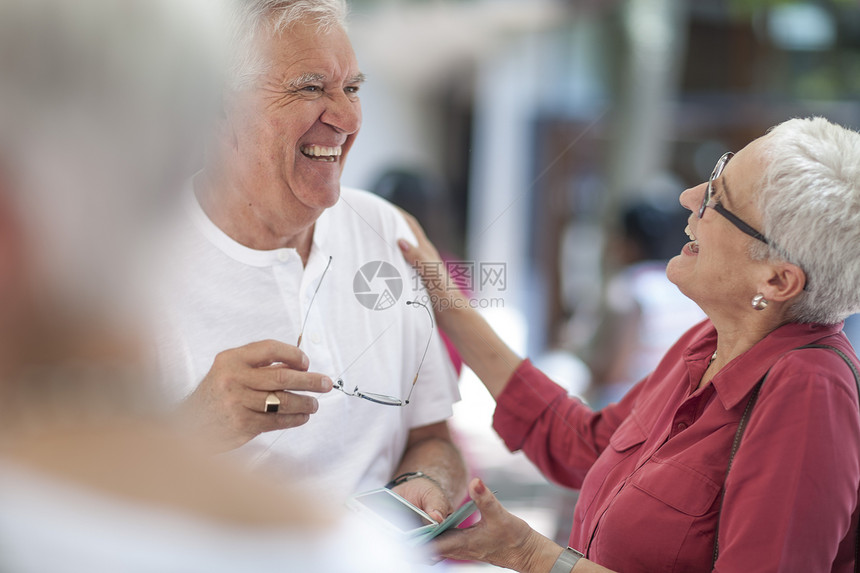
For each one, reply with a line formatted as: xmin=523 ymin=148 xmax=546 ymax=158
xmin=549 ymin=547 xmax=584 ymax=573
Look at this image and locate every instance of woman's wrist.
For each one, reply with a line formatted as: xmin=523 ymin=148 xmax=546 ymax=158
xmin=429 ymin=290 xmax=474 ymax=330
xmin=518 ymin=530 xmax=565 ymax=573
xmin=428 ymin=288 xmax=468 ymax=313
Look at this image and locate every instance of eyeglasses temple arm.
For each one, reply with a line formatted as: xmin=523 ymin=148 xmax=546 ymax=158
xmin=711 ymin=204 xmax=769 ymax=245
xmin=297 ymin=255 xmax=333 ymax=347
xmin=404 ymin=300 xmax=435 ymax=405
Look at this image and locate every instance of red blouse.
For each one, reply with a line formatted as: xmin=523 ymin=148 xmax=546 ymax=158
xmin=493 ymin=320 xmax=860 ymax=572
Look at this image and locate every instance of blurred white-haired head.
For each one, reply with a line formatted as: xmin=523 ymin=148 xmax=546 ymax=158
xmin=0 ymin=0 xmax=227 ymax=325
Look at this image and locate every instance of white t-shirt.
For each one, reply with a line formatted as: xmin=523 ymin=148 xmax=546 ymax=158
xmin=0 ymin=461 xmax=417 ymax=573
xmin=158 ymin=186 xmax=460 ymax=498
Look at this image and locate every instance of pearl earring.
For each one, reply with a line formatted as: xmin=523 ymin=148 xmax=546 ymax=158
xmin=752 ymin=294 xmax=769 ymax=311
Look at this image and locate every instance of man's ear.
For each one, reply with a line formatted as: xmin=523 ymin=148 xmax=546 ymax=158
xmin=759 ymin=262 xmax=807 ymax=303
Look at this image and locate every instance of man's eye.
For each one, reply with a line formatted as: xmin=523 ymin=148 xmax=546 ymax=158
xmin=345 ymin=86 xmax=360 ymax=95
xmin=302 ymin=85 xmax=322 ymax=93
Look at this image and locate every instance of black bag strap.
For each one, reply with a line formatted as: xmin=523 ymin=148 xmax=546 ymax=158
xmin=711 ymin=375 xmax=766 ymax=566
xmin=712 ymin=343 xmax=860 ymax=571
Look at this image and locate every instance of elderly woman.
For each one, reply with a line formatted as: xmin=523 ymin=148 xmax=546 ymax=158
xmin=399 ymin=117 xmax=860 ymax=572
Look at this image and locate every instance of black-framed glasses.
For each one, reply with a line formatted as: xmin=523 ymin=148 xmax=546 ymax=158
xmin=296 ymin=256 xmax=434 ymax=407
xmin=699 ymin=152 xmax=808 ymax=289
xmin=698 ymin=152 xmax=770 ymax=245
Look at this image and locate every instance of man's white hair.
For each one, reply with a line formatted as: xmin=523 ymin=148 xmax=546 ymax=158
xmin=229 ymin=0 xmax=348 ymax=90
xmin=752 ymin=117 xmax=860 ymax=325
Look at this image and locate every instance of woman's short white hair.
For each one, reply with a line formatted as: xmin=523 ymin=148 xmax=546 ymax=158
xmin=229 ymin=0 xmax=348 ymax=90
xmin=753 ymin=117 xmax=860 ymax=325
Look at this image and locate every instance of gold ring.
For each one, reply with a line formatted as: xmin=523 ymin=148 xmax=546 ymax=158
xmin=264 ymin=392 xmax=281 ymax=414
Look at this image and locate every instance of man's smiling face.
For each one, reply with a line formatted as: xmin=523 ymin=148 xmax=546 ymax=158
xmin=226 ymin=19 xmax=363 ymax=219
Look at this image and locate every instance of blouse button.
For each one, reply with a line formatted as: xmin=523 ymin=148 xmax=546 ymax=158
xmin=676 ymin=422 xmax=687 ymax=432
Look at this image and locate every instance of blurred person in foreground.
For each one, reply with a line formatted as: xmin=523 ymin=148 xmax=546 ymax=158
xmin=0 ymin=0 xmax=408 ymax=570
xmin=157 ymin=0 xmax=465 ymax=521
xmin=400 ymin=117 xmax=860 ymax=571
xmin=588 ymin=199 xmax=705 ymax=407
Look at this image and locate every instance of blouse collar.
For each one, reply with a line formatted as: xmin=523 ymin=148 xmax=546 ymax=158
xmin=683 ymin=321 xmax=845 ymax=410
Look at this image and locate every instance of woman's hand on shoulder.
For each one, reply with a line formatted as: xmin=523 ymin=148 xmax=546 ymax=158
xmin=397 ymin=208 xmax=463 ymax=311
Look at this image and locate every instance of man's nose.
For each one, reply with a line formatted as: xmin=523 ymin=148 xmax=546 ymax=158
xmin=321 ymin=92 xmax=361 ymax=135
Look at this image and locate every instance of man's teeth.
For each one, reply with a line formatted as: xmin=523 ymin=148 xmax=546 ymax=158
xmin=300 ymin=145 xmax=342 ymax=161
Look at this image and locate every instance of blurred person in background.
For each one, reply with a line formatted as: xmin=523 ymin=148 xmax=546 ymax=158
xmin=401 ymin=117 xmax=860 ymax=571
xmin=0 ymin=0 xmax=409 ymax=570
xmin=157 ymin=0 xmax=465 ymax=522
xmin=588 ymin=199 xmax=705 ymax=407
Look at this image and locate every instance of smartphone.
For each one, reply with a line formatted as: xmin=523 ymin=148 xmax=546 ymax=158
xmin=409 ymin=498 xmax=477 ymax=545
xmin=347 ymin=488 xmax=479 ymax=545
xmin=347 ymin=488 xmax=438 ymax=538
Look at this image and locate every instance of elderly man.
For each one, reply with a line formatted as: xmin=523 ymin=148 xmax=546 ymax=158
xmin=158 ymin=0 xmax=466 ymax=519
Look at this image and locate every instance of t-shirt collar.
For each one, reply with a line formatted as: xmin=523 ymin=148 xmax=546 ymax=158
xmin=185 ymin=177 xmax=331 ymax=268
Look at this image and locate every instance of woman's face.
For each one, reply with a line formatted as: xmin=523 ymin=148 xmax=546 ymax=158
xmin=666 ymin=137 xmax=771 ymax=314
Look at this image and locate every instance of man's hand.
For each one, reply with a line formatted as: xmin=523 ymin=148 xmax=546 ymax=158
xmin=181 ymin=339 xmax=333 ymax=452
xmin=389 ymin=421 xmax=467 ymax=523
xmin=392 ymin=475 xmax=453 ymax=524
